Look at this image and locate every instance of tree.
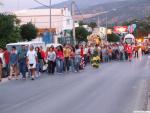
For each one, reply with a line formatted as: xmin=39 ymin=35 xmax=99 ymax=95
xmin=0 ymin=13 xmax=21 ymax=48
xmin=89 ymin=22 xmax=97 ymax=31
xmin=75 ymin=27 xmax=90 ymax=42
xmin=79 ymin=21 xmax=88 ymax=26
xmin=20 ymin=22 xmax=37 ymax=41
xmin=107 ymin=33 xmax=120 ymax=42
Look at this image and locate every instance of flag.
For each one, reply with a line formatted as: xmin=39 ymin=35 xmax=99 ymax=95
xmin=128 ymin=24 xmax=136 ymax=33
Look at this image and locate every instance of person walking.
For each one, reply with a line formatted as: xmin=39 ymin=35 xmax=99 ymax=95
xmin=84 ymin=45 xmax=88 ymax=65
xmin=47 ymin=47 xmax=56 ymax=74
xmin=119 ymin=44 xmax=124 ymax=61
xmin=39 ymin=46 xmax=45 ymax=72
xmin=26 ymin=46 xmax=37 ymax=80
xmin=56 ymin=46 xmax=64 ymax=74
xmin=74 ymin=45 xmax=81 ymax=72
xmin=0 ymin=57 xmax=3 ymax=82
xmin=35 ymin=47 xmax=43 ymax=77
xmin=108 ymin=46 xmax=113 ymax=61
xmin=126 ymin=44 xmax=133 ymax=61
xmin=9 ymin=46 xmax=18 ymax=80
xmin=18 ymin=45 xmax=27 ymax=80
xmin=0 ymin=48 xmax=5 ymax=79
xmin=124 ymin=42 xmax=129 ymax=60
xmin=70 ymin=47 xmax=75 ymax=72
xmin=63 ymin=45 xmax=71 ymax=72
xmin=101 ymin=46 xmax=108 ymax=62
xmin=115 ymin=45 xmax=120 ymax=60
xmin=80 ymin=45 xmax=85 ymax=69
xmin=134 ymin=44 xmax=139 ymax=58
xmin=3 ymin=48 xmax=10 ymax=77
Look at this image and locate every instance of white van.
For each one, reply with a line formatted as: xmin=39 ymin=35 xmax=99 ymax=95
xmin=6 ymin=42 xmax=46 ymax=52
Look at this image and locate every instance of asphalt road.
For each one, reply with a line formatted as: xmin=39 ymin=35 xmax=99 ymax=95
xmin=0 ymin=56 xmax=150 ymax=113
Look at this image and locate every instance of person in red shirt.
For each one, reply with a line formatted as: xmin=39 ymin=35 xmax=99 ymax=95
xmin=39 ymin=46 xmax=46 ymax=72
xmin=126 ymin=44 xmax=133 ymax=61
xmin=56 ymin=46 xmax=64 ymax=74
xmin=3 ymin=48 xmax=10 ymax=77
xmin=40 ymin=47 xmax=46 ymax=60
xmin=0 ymin=57 xmax=2 ymax=82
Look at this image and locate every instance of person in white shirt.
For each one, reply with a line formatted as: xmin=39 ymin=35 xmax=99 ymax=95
xmin=84 ymin=45 xmax=88 ymax=65
xmin=119 ymin=44 xmax=124 ymax=60
xmin=26 ymin=46 xmax=37 ymax=80
xmin=75 ymin=45 xmax=81 ymax=72
xmin=0 ymin=48 xmax=4 ymax=82
xmin=0 ymin=48 xmax=5 ymax=68
xmin=47 ymin=47 xmax=56 ymax=74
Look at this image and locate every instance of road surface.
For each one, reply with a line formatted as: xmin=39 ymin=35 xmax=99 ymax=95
xmin=0 ymin=56 xmax=150 ymax=113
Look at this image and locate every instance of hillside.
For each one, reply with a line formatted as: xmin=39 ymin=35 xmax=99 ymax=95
xmin=79 ymin=0 xmax=150 ymax=25
xmin=53 ymin=0 xmax=125 ymax=9
xmin=35 ymin=0 xmax=127 ymax=9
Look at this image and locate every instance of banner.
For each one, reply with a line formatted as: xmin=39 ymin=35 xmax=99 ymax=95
xmin=128 ymin=24 xmax=136 ymax=33
xmin=114 ymin=26 xmax=128 ymax=34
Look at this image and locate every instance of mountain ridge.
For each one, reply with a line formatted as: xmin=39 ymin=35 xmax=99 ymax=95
xmin=77 ymin=0 xmax=150 ymax=25
xmin=35 ymin=0 xmax=128 ymax=9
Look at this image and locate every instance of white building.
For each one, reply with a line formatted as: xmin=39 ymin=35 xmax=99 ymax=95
xmin=93 ymin=27 xmax=107 ymax=39
xmin=14 ymin=8 xmax=73 ymax=34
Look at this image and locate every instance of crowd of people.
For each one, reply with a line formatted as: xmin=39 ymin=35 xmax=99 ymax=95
xmin=0 ymin=42 xmax=146 ymax=82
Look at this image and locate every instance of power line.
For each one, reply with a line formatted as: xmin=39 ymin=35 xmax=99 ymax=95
xmin=74 ymin=3 xmax=85 ymax=20
xmin=33 ymin=0 xmax=52 ymax=30
xmin=33 ymin=0 xmax=49 ymax=8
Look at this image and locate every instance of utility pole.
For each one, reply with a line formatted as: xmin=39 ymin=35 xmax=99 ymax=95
xmin=71 ymin=0 xmax=76 ymax=45
xmin=49 ymin=0 xmax=52 ymax=32
xmin=17 ymin=0 xmax=20 ymax=10
xmin=106 ymin=14 xmax=108 ymax=41
xmin=97 ymin=15 xmax=100 ymax=27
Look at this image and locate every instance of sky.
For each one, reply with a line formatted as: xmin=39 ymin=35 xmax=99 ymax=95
xmin=0 ymin=0 xmax=67 ymax=11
